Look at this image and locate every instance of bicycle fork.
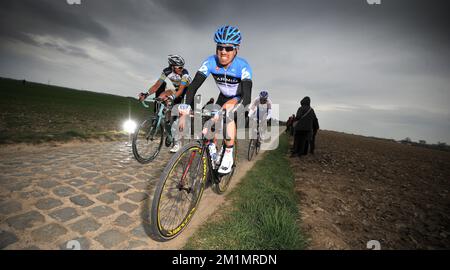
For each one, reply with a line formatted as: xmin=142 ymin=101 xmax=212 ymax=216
xmin=178 ymin=150 xmax=197 ymax=193
xmin=177 ymin=145 xmax=208 ymax=193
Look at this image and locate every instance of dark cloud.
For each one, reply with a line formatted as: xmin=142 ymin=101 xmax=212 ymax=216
xmin=0 ymin=0 xmax=110 ymax=44
xmin=42 ymin=42 xmax=91 ymax=59
xmin=0 ymin=0 xmax=449 ymax=143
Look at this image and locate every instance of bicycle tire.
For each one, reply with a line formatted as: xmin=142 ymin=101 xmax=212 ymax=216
xmin=247 ymin=139 xmax=256 ymax=161
xmin=255 ymin=137 xmax=261 ymax=155
xmin=132 ymin=119 xmax=164 ymax=164
xmin=150 ymin=141 xmax=207 ymax=241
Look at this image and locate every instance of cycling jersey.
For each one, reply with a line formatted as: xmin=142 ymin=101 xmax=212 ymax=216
xmin=250 ymin=97 xmax=272 ymax=111
xmin=198 ymin=55 xmax=252 ymax=97
xmin=158 ymin=67 xmax=191 ymax=90
xmin=185 ymin=55 xmax=253 ymax=108
xmin=249 ymin=97 xmax=273 ymax=120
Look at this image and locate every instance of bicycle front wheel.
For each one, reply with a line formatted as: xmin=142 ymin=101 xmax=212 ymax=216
xmin=132 ymin=119 xmax=164 ymax=164
xmin=150 ymin=142 xmax=207 ymax=241
xmin=255 ymin=138 xmax=261 ymax=155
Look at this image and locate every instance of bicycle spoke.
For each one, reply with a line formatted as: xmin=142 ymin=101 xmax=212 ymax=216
xmin=161 ymin=191 xmax=183 ymax=229
xmin=166 ymin=192 xmax=183 ymax=229
xmin=158 ymin=150 xmax=201 ymax=232
xmin=152 ymin=144 xmax=207 ymax=238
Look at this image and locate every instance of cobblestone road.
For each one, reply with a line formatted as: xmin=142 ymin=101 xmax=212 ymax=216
xmin=0 ymin=136 xmax=256 ymax=250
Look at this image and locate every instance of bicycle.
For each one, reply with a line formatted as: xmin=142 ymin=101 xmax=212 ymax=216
xmin=247 ymin=109 xmax=262 ymax=161
xmin=132 ymin=96 xmax=174 ymax=164
xmin=150 ymin=107 xmax=238 ymax=241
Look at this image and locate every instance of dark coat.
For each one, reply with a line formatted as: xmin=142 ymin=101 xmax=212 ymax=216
xmin=295 ymin=106 xmax=317 ymax=131
xmin=313 ymin=115 xmax=319 ymax=131
xmin=294 ymin=96 xmax=318 ymax=132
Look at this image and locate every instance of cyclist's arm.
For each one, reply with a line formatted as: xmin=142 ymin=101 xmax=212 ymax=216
xmin=148 ymin=79 xmax=164 ymax=95
xmin=241 ymin=79 xmax=253 ymax=107
xmin=185 ymin=71 xmax=207 ymax=108
xmin=267 ymin=108 xmax=272 ymax=120
xmin=173 ymin=84 xmax=186 ymax=99
xmin=149 ymin=70 xmax=169 ymax=95
xmin=266 ymin=100 xmax=272 ymax=120
xmin=248 ymin=98 xmax=257 ymax=117
xmin=159 ymin=90 xmax=174 ymax=100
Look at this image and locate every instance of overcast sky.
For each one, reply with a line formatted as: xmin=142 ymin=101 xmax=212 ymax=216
xmin=1 ymin=0 xmax=449 ymax=143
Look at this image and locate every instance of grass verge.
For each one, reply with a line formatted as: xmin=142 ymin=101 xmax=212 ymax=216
xmin=184 ymin=134 xmax=305 ymax=250
xmin=0 ymin=77 xmax=149 ymax=144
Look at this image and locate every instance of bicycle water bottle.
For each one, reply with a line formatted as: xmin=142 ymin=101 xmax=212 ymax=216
xmin=208 ymin=142 xmax=217 ymax=166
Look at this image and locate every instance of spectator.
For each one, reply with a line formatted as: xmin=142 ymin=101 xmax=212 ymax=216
xmin=311 ymin=114 xmax=320 ymax=154
xmin=290 ymin=114 xmax=295 ymax=136
xmin=286 ymin=115 xmax=293 ymax=133
xmin=291 ymin=96 xmax=317 ymax=157
xmin=304 ymin=111 xmax=319 ymax=154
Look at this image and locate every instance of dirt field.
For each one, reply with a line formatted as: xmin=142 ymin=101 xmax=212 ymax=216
xmin=289 ymin=130 xmax=450 ymax=250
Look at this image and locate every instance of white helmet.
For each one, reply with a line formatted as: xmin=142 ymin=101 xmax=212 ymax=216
xmin=168 ymin=54 xmax=185 ymax=66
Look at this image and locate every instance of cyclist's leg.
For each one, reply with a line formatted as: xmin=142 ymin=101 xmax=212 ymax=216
xmin=214 ymin=94 xmax=237 ymax=146
xmin=256 ymin=107 xmax=260 ymax=138
xmin=170 ymin=92 xmax=186 ymax=152
xmin=216 ymin=95 xmax=239 ymax=174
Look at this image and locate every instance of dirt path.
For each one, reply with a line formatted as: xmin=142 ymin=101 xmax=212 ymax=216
xmin=0 ymin=127 xmax=283 ymax=249
xmin=289 ymin=130 xmax=450 ymax=250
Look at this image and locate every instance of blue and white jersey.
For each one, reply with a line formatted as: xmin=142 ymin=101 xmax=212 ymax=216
xmin=159 ymin=67 xmax=191 ymax=90
xmin=198 ymin=55 xmax=252 ymax=97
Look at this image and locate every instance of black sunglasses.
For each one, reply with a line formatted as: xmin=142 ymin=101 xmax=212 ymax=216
xmin=216 ymin=45 xmax=236 ymax=52
xmin=173 ymin=66 xmax=183 ymax=70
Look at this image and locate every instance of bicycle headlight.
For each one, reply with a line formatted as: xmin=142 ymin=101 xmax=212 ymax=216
xmin=123 ymin=119 xmax=137 ymax=134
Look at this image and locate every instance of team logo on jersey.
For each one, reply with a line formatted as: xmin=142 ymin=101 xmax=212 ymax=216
xmin=215 ymin=76 xmax=238 ymax=84
xmin=241 ymin=67 xmax=251 ymax=80
xmin=199 ymin=61 xmax=209 ymax=75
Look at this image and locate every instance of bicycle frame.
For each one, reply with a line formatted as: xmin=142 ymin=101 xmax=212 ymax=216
xmin=142 ymin=97 xmax=173 ymax=141
xmin=198 ymin=111 xmax=234 ymax=184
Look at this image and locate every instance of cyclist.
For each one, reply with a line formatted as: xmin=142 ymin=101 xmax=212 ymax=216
xmin=181 ymin=25 xmax=253 ymax=174
xmin=138 ymin=54 xmax=191 ymax=152
xmin=248 ymin=90 xmax=272 ymax=144
xmin=249 ymin=90 xmax=272 ymax=121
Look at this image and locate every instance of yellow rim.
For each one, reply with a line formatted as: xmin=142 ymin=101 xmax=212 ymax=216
xmin=157 ymin=146 xmax=207 ymax=237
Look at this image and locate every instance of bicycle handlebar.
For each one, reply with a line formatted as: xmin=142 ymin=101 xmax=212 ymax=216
xmin=140 ymin=96 xmax=166 ymax=108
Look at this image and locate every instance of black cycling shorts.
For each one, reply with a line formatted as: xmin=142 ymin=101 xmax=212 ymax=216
xmin=215 ymin=93 xmax=241 ymax=107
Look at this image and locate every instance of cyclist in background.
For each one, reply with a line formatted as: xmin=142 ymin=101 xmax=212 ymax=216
xmin=138 ymin=54 xmax=191 ymax=152
xmin=249 ymin=90 xmax=272 ymax=121
xmin=248 ymin=90 xmax=272 ymax=143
